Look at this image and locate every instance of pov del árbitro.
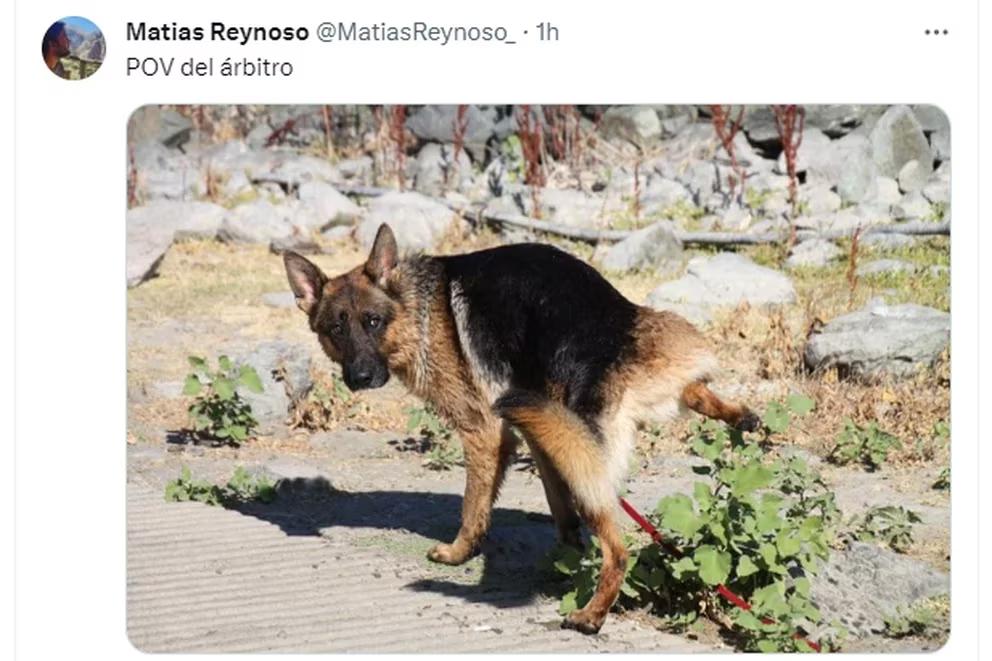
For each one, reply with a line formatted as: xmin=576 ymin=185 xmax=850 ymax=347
xmin=124 ymin=22 xmax=305 ymax=76
xmin=126 ymin=56 xmax=293 ymax=77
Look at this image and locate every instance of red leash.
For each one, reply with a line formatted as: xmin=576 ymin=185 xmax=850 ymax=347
xmin=618 ymin=497 xmax=822 ymax=652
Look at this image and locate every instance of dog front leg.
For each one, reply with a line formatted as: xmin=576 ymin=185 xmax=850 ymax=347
xmin=428 ymin=422 xmax=517 ymax=565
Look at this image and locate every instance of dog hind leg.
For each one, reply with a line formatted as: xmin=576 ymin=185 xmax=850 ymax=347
xmin=494 ymin=390 xmax=626 ymax=635
xmin=528 ymin=445 xmax=583 ymax=549
xmin=680 ymin=380 xmax=760 ymax=431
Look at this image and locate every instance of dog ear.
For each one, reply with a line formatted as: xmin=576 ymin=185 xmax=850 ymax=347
xmin=365 ymin=223 xmax=398 ymax=284
xmin=283 ymin=251 xmax=326 ymax=315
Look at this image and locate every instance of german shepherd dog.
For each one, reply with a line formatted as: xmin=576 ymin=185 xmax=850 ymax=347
xmin=283 ymin=224 xmax=759 ymax=634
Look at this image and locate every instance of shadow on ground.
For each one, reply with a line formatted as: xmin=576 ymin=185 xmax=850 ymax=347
xmin=230 ymin=478 xmax=570 ymax=610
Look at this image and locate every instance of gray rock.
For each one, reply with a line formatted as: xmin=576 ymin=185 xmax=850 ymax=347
xmin=647 ymin=253 xmax=796 ymax=324
xmin=922 ymin=179 xmax=950 ymax=206
xmin=856 ymin=259 xmax=916 ymax=277
xmin=131 ymin=140 xmax=203 ymax=202
xmin=804 ymin=105 xmax=883 ymax=138
xmin=322 ymin=225 xmax=354 ymax=241
xmin=235 ymin=341 xmax=313 ymax=435
xmin=640 ymin=177 xmax=692 ymax=216
xmin=128 ymin=106 xmax=193 ymax=147
xmin=266 ymin=154 xmax=341 ymax=190
xmin=800 ymin=185 xmax=842 ymax=215
xmin=412 ymin=142 xmax=473 ymax=196
xmin=536 ymin=189 xmax=623 ymax=229
xmin=891 ymin=191 xmax=933 ymax=221
xmin=336 ymin=156 xmax=374 ymax=180
xmin=811 ymin=542 xmax=948 ymax=637
xmin=804 ymin=300 xmax=949 ymax=379
xmin=217 ymin=199 xmax=297 ymax=244
xmin=262 ymin=291 xmax=297 ymax=309
xmin=126 ymin=201 xmax=228 ymax=287
xmin=600 ymin=106 xmax=662 ymax=145
xmin=869 ymin=105 xmax=933 ymax=179
xmin=785 ymin=238 xmax=842 ymax=268
xmin=834 ymin=134 xmax=878 ymax=203
xmin=298 ymin=181 xmax=363 ymax=229
xmin=859 ymin=233 xmax=917 ymax=250
xmin=599 ymin=222 xmax=683 ymax=273
xmin=405 ymin=105 xmax=498 ymax=161
xmin=897 ymin=159 xmax=928 ymax=193
xmin=720 ymin=206 xmax=754 ymax=231
xmin=912 ymin=104 xmax=951 ymax=161
xmin=775 ymin=128 xmax=832 ymax=181
xmin=356 ymin=191 xmax=458 ymax=253
xmin=864 ymin=176 xmax=902 ymax=206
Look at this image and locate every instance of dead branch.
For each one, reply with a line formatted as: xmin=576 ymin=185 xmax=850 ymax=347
xmin=331 ymin=183 xmax=950 ymax=247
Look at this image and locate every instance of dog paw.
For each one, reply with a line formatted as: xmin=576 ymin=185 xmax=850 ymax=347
xmin=561 ymin=608 xmax=604 ymax=635
xmin=427 ymin=542 xmax=471 ymax=565
xmin=735 ymin=410 xmax=762 ymax=433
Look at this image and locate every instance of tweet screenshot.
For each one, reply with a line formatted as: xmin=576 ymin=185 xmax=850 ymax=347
xmin=9 ymin=1 xmax=985 ymax=658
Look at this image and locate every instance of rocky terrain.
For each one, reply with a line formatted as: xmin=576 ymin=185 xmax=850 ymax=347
xmin=127 ymin=104 xmax=951 ymax=653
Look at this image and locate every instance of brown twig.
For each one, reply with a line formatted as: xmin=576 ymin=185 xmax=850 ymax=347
xmin=321 ymin=105 xmax=335 ymax=160
xmin=771 ymin=105 xmax=806 ymax=250
xmin=389 ymin=105 xmax=408 ymax=191
xmin=847 ymin=225 xmax=862 ymax=308
xmin=516 ymin=105 xmax=546 ymax=217
xmin=709 ymin=105 xmax=747 ymax=204
xmin=127 ymin=145 xmax=139 ymax=208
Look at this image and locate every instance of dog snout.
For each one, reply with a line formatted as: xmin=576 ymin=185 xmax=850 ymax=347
xmin=345 ymin=361 xmax=389 ymax=390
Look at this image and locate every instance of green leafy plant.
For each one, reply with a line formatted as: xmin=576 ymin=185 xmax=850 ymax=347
xmin=184 ymin=355 xmax=264 ymax=444
xmin=932 ymin=466 xmax=950 ymax=491
xmin=164 ymin=466 xmax=223 ymax=506
xmin=225 ymin=466 xmax=277 ymax=504
xmin=164 ymin=465 xmax=276 ymax=506
xmin=406 ymin=405 xmax=463 ymax=470
xmin=883 ymin=596 xmax=948 ymax=640
xmin=548 ymin=398 xmax=844 ymax=651
xmin=828 ymin=419 xmax=901 ymax=471
xmin=847 ymin=505 xmax=921 ymax=553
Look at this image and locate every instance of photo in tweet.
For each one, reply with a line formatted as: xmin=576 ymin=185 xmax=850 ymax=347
xmin=125 ymin=104 xmax=950 ymax=653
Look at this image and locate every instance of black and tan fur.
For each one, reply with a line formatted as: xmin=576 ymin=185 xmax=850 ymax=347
xmin=284 ymin=223 xmax=759 ymax=634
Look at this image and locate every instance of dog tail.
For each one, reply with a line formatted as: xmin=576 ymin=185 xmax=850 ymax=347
xmin=492 ymin=389 xmax=614 ymax=514
xmin=680 ymin=381 xmax=761 ymax=432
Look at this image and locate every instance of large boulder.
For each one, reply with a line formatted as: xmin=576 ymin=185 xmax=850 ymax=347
xmin=405 ymin=105 xmax=502 ymax=162
xmin=869 ymin=105 xmax=934 ymax=180
xmin=785 ymin=238 xmax=843 ymax=269
xmin=600 ymin=106 xmax=662 ymax=145
xmin=126 ymin=201 xmax=227 ymax=287
xmin=217 ymin=199 xmax=306 ymax=244
xmin=599 ymin=222 xmax=684 ymax=274
xmin=804 ymin=300 xmax=949 ymax=379
xmin=356 ymin=191 xmax=458 ymax=253
xmin=646 ymin=253 xmax=796 ymax=325
xmin=412 ymin=142 xmax=473 ymax=197
xmin=297 ymin=181 xmax=363 ymax=229
xmin=811 ymin=542 xmax=947 ymax=638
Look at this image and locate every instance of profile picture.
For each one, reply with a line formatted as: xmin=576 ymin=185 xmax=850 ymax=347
xmin=42 ymin=16 xmax=104 ymax=80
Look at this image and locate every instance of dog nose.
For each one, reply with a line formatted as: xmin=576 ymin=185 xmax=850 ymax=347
xmin=352 ymin=368 xmax=374 ymax=388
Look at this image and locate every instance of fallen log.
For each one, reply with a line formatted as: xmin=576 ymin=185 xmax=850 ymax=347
xmin=332 ymin=184 xmax=950 ymax=246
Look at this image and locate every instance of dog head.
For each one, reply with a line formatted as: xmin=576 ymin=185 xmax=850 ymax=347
xmin=283 ymin=224 xmax=401 ymax=391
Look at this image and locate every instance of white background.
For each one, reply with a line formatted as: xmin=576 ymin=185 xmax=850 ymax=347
xmin=5 ymin=0 xmax=986 ymax=659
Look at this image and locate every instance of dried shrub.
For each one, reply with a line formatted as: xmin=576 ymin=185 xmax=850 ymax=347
xmin=516 ymin=105 xmax=546 ymax=217
xmin=709 ymin=105 xmax=747 ymax=204
xmin=771 ymin=105 xmax=806 ymax=248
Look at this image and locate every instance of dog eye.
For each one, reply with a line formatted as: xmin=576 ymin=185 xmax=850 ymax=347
xmin=329 ymin=323 xmax=344 ymax=336
xmin=365 ymin=314 xmax=382 ymax=329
